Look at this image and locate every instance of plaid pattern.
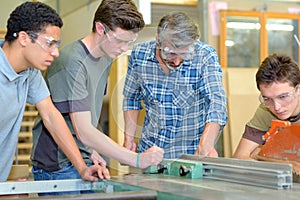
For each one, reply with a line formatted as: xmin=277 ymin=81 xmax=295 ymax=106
xmin=123 ymin=40 xmax=227 ymax=158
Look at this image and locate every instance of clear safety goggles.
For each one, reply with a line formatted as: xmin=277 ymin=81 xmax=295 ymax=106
xmin=259 ymin=86 xmax=298 ymax=108
xmin=102 ymin=23 xmax=138 ymax=46
xmin=27 ymin=31 xmax=61 ymax=52
xmin=160 ymin=44 xmax=194 ymax=60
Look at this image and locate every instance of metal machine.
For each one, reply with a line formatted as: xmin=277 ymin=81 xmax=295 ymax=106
xmin=1 ymin=155 xmax=300 ymax=199
xmin=1 ymin=120 xmax=300 ymax=199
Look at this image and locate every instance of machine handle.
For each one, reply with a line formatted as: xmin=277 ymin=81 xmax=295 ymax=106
xmin=179 ymin=165 xmax=190 ymax=176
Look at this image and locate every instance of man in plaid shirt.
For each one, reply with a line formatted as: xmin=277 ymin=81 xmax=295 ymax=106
xmin=123 ymin=12 xmax=228 ymax=158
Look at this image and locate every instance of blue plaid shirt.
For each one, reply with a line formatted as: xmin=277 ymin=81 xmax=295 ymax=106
xmin=123 ymin=40 xmax=228 ymax=158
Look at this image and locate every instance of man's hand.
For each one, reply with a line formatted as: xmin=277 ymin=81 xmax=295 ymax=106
xmin=124 ymin=134 xmax=137 ymax=152
xmin=90 ymin=150 xmax=106 ymax=167
xmin=84 ymin=150 xmax=110 ymax=181
xmin=249 ymin=147 xmax=262 ymax=160
xmin=139 ymin=146 xmax=164 ymax=168
xmin=79 ymin=164 xmax=110 ymax=182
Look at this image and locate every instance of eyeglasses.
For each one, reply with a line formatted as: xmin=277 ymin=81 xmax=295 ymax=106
xmin=27 ymin=32 xmax=61 ymax=52
xmin=102 ymin=23 xmax=138 ymax=46
xmin=259 ymin=86 xmax=298 ymax=108
xmin=160 ymin=44 xmax=194 ymax=60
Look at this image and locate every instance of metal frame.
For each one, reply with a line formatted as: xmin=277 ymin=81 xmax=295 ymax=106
xmin=180 ymin=155 xmax=293 ymax=189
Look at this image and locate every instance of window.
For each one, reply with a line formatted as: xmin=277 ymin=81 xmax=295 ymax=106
xmin=220 ymin=10 xmax=300 ymax=68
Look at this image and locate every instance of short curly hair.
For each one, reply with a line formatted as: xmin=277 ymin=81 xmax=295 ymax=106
xmin=5 ymin=1 xmax=63 ymax=43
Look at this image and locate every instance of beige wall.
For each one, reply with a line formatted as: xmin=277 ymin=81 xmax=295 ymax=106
xmin=59 ymin=1 xmax=98 ymax=46
xmin=0 ymin=0 xmax=98 ymax=46
xmin=0 ymin=0 xmax=26 ymax=29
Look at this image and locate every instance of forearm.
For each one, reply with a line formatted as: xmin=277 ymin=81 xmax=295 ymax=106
xmin=81 ymin=126 xmax=137 ymax=166
xmin=233 ymin=138 xmax=260 ymax=160
xmin=71 ymin=110 xmax=163 ymax=168
xmin=234 ymin=150 xmax=257 ymax=160
xmin=197 ymin=122 xmax=220 ymax=155
xmin=71 ymin=111 xmax=164 ymax=168
xmin=71 ymin=111 xmax=138 ymax=167
xmin=124 ymin=110 xmax=140 ymax=137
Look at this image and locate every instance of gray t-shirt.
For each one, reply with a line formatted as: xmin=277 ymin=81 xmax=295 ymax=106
xmin=31 ymin=40 xmax=112 ymax=171
xmin=0 ymin=40 xmax=49 ymax=181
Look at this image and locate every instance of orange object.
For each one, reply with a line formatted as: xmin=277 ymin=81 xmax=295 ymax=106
xmin=258 ymin=120 xmax=300 ymax=174
xmin=262 ymin=120 xmax=291 ymax=141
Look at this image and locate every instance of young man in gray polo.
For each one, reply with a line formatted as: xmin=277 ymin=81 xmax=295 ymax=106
xmin=0 ymin=1 xmax=108 ymax=182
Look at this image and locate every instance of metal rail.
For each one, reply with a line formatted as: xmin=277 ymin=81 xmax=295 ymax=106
xmin=180 ymin=154 xmax=293 ymax=189
xmin=0 ymin=179 xmax=155 ymax=198
xmin=0 ymin=179 xmax=111 ymax=195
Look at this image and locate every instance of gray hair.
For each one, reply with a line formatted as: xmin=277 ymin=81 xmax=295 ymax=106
xmin=157 ymin=12 xmax=200 ymax=48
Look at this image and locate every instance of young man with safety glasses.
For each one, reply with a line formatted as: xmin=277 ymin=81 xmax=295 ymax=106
xmin=30 ymin=0 xmax=164 ymax=196
xmin=233 ymin=53 xmax=300 ymax=164
xmin=123 ymin=12 xmax=228 ymax=159
xmin=0 ymin=1 xmax=109 ymax=182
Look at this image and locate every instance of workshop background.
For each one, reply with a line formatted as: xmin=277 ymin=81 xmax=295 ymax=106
xmin=0 ymin=0 xmax=299 ymax=176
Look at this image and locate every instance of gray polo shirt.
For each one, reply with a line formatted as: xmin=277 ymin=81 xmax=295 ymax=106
xmin=0 ymin=40 xmax=49 ymax=181
xmin=31 ymin=40 xmax=113 ymax=171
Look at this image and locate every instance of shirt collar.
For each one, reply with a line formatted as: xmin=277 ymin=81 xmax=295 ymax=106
xmin=0 ymin=40 xmax=26 ymax=81
xmin=149 ymin=40 xmax=158 ymax=61
xmin=287 ymin=113 xmax=300 ymax=122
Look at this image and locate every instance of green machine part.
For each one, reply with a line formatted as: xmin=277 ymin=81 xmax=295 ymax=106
xmin=144 ymin=159 xmax=203 ymax=179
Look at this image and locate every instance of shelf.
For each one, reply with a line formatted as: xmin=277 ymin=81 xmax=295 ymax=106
xmin=15 ymin=104 xmax=37 ymax=166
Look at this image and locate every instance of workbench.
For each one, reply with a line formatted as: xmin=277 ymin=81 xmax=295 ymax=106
xmin=1 ymin=156 xmax=300 ymax=199
xmin=115 ymin=173 xmax=300 ymax=200
xmin=1 ymin=174 xmax=299 ymax=199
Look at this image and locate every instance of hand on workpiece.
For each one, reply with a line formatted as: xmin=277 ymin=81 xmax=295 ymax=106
xmin=80 ymin=164 xmax=110 ymax=182
xmin=139 ymin=146 xmax=164 ymax=168
xmin=89 ymin=150 xmax=110 ymax=180
xmin=91 ymin=150 xmax=107 ymax=167
xmin=196 ymin=146 xmax=218 ymax=157
xmin=195 ymin=122 xmax=220 ymax=157
xmin=249 ymin=147 xmax=262 ymax=160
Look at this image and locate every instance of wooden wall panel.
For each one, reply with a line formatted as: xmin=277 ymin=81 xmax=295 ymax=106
xmin=224 ymin=68 xmax=260 ymax=156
